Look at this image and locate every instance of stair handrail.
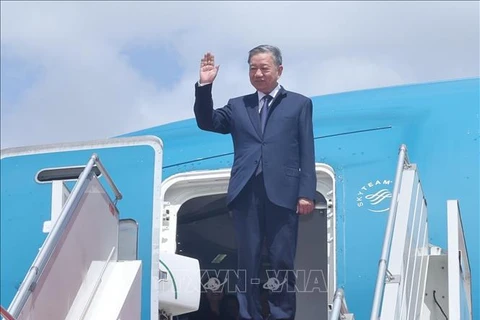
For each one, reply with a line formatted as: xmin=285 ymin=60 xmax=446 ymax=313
xmin=330 ymin=287 xmax=349 ymax=320
xmin=7 ymin=154 xmax=122 ymax=318
xmin=0 ymin=305 xmax=16 ymax=320
xmin=370 ymin=144 xmax=410 ymax=320
xmin=447 ymin=200 xmax=473 ymax=319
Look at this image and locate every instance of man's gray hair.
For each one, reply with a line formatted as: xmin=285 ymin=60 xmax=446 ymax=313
xmin=248 ymin=45 xmax=283 ymax=67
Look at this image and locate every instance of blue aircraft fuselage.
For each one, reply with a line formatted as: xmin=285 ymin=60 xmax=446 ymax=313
xmin=1 ymin=77 xmax=478 ymax=319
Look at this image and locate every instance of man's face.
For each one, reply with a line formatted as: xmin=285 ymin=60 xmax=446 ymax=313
xmin=249 ymin=52 xmax=283 ymax=94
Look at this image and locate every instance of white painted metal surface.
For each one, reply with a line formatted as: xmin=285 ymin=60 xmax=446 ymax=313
xmin=420 ymin=253 xmax=448 ymax=319
xmin=380 ymin=166 xmax=430 ymax=319
xmin=447 ymin=200 xmax=472 ymax=320
xmin=43 ymin=181 xmax=71 ymax=233
xmin=371 ymin=144 xmax=408 ymax=320
xmin=14 ymin=176 xmax=119 ymax=320
xmin=158 ymin=252 xmax=201 ymax=316
xmin=67 ymin=260 xmax=142 ymax=320
xmin=370 ymin=145 xmax=475 ymax=319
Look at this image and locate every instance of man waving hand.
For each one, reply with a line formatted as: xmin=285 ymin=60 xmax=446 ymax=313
xmin=194 ymin=45 xmax=316 ymax=320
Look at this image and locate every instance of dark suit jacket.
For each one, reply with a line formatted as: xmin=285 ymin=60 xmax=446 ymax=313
xmin=194 ymin=82 xmax=316 ymax=211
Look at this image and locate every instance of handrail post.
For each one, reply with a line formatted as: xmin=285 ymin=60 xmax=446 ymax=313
xmin=7 ymin=153 xmax=122 ymax=318
xmin=93 ymin=153 xmax=122 ymax=201
xmin=370 ymin=144 xmax=408 ymax=320
xmin=330 ymin=288 xmax=345 ymax=320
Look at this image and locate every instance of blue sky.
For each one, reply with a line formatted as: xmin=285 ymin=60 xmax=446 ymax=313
xmin=1 ymin=1 xmax=479 ymax=148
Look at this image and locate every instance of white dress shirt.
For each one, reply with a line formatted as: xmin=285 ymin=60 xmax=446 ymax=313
xmin=257 ymin=83 xmax=281 ymax=113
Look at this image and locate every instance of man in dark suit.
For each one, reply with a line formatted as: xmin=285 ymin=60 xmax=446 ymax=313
xmin=193 ymin=45 xmax=316 ymax=320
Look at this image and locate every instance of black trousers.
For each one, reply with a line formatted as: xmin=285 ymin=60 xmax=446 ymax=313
xmin=231 ymin=173 xmax=299 ymax=320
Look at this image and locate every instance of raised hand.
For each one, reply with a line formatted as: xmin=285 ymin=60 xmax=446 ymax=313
xmin=199 ymin=52 xmax=220 ymax=84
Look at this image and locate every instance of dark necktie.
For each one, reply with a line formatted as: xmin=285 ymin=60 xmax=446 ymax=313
xmin=260 ymin=95 xmax=272 ymax=133
xmin=256 ymin=95 xmax=272 ymax=175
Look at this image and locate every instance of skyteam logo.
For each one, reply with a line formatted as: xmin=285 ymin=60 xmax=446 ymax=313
xmin=356 ymin=179 xmax=393 ymax=213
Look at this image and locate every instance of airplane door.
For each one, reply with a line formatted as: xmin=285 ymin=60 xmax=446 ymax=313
xmin=159 ymin=163 xmax=336 ymax=319
xmin=295 ymin=164 xmax=335 ymax=320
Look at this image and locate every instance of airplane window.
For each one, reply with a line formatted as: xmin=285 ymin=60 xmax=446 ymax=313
xmin=118 ymin=219 xmax=138 ymax=260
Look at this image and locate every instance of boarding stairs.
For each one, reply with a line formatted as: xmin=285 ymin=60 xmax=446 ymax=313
xmin=370 ymin=144 xmax=473 ymax=319
xmin=1 ymin=155 xmax=143 ymax=320
xmin=0 ymin=153 xmax=200 ymax=320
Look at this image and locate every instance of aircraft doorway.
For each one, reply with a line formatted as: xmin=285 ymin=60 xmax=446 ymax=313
xmin=160 ymin=164 xmax=336 ymax=319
